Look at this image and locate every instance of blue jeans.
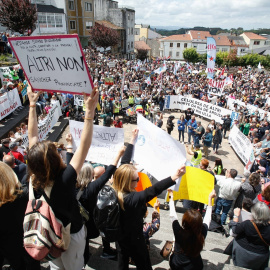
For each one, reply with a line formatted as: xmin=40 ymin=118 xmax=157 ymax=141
xmin=178 ymin=130 xmax=184 ymax=141
xmin=188 ymin=132 xmax=194 ymax=144
xmin=213 ymin=143 xmax=219 ymax=152
xmin=215 ymin=197 xmax=233 ymax=225
xmin=194 ymin=135 xmax=200 ymax=145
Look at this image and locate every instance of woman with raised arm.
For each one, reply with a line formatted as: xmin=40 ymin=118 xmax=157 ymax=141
xmin=113 ymin=163 xmax=186 ymax=270
xmin=26 ymin=86 xmax=99 ymax=270
xmin=168 ymin=189 xmax=216 ymax=270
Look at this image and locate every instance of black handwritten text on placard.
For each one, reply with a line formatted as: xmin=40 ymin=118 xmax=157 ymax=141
xmin=27 ymin=55 xmax=84 ymax=73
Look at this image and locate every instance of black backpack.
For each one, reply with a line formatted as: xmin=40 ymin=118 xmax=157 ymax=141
xmin=93 ymin=185 xmax=121 ymax=242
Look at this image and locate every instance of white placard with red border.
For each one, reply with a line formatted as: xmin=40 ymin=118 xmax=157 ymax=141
xmin=0 ymin=88 xmax=22 ymax=120
xmin=8 ymin=34 xmax=93 ymax=95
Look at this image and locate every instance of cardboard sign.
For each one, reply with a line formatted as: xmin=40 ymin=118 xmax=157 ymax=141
xmin=130 ymin=82 xmax=140 ymax=91
xmin=108 ymin=62 xmax=116 ymax=68
xmin=9 ymin=34 xmax=94 ymax=95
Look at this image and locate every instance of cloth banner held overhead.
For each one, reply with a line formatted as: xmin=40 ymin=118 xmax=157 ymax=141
xmin=0 ymin=88 xmax=22 ymax=120
xmin=8 ymin=34 xmax=94 ymax=95
xmin=207 ymin=37 xmax=216 ymax=79
xmin=165 ymin=95 xmax=232 ymax=123
xmin=21 ymin=101 xmax=62 ymax=146
xmin=229 ymin=125 xmax=254 ymax=165
xmin=70 ymin=120 xmax=124 ymax=165
xmin=134 ymin=113 xmax=186 ymax=183
xmin=165 ymin=166 xmax=214 ymax=205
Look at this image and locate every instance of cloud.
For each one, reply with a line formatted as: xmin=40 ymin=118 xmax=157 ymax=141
xmin=117 ymin=0 xmax=270 ymax=29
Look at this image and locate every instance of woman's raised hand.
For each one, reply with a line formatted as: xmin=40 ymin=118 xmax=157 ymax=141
xmin=171 ymin=165 xmax=186 ymax=181
xmin=83 ymin=86 xmax=99 ymax=117
xmin=27 ymin=85 xmax=43 ymax=105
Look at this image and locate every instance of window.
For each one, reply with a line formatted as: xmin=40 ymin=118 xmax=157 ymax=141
xmin=85 ymin=2 xmax=92 ymax=11
xmin=86 ymin=21 xmax=92 ymax=29
xmin=177 ymin=43 xmax=180 ymax=47
xmin=169 ymin=51 xmax=172 ymax=56
xmin=176 ymin=52 xmax=179 ymax=57
xmin=47 ymin=15 xmax=55 ymax=28
xmin=184 ymin=43 xmax=187 ymax=48
xmin=131 ymin=28 xmax=133 ymax=35
xmin=128 ymin=13 xmax=130 ymax=20
xmin=131 ymin=42 xmax=133 ymax=48
xmin=170 ymin=43 xmax=173 ymax=47
xmin=38 ymin=13 xmax=47 ymax=28
xmin=222 ymin=48 xmax=228 ymax=52
xmin=127 ymin=42 xmax=130 ymax=50
xmin=128 ymin=28 xmax=130 ymax=35
xmin=254 ymin=41 xmax=260 ymax=45
xmin=216 ymin=48 xmax=219 ymax=52
xmin=240 ymin=48 xmax=245 ymax=52
xmin=193 ymin=45 xmax=197 ymax=48
xmin=55 ymin=15 xmax=63 ymax=28
xmin=70 ymin=20 xmax=76 ymax=30
xmin=68 ymin=0 xmax=74 ymax=10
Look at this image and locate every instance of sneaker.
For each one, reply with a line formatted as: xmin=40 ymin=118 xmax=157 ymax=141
xmin=164 ymin=203 xmax=169 ymax=210
xmin=100 ymin=252 xmax=117 ymax=260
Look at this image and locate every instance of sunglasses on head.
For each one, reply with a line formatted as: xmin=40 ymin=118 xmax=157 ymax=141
xmin=132 ymin=177 xmax=140 ymax=182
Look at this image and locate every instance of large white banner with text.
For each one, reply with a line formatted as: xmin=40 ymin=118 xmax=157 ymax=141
xmin=134 ymin=114 xmax=186 ymax=182
xmin=165 ymin=95 xmax=232 ymax=123
xmin=0 ymin=88 xmax=22 ymax=120
xmin=70 ymin=120 xmax=124 ymax=165
xmin=229 ymin=125 xmax=254 ymax=165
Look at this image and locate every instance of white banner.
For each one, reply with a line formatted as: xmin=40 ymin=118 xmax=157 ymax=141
xmin=130 ymin=82 xmax=140 ymax=91
xmin=134 ymin=114 xmax=186 ymax=181
xmin=70 ymin=120 xmax=124 ymax=165
xmin=229 ymin=125 xmax=254 ymax=165
xmin=227 ymin=98 xmax=270 ymax=121
xmin=0 ymin=88 xmax=22 ymax=120
xmin=9 ymin=34 xmax=94 ymax=95
xmin=22 ymin=101 xmax=62 ymax=146
xmin=207 ymin=37 xmax=216 ymax=79
xmin=166 ymin=95 xmax=232 ymax=123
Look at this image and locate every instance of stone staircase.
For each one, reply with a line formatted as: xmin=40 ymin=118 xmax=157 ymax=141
xmin=41 ymin=200 xmax=249 ymax=270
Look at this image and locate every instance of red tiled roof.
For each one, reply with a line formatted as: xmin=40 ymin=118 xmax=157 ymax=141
xmin=161 ymin=34 xmax=192 ymax=41
xmin=189 ymin=30 xmax=212 ymax=40
xmin=135 ymin=41 xmax=151 ymax=50
xmin=242 ymin=32 xmax=267 ymax=40
xmin=213 ymin=35 xmax=231 ymax=46
xmin=95 ymin=20 xmax=124 ymax=30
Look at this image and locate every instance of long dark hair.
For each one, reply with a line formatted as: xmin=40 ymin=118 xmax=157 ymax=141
xmin=27 ymin=141 xmax=66 ymax=190
xmin=181 ymin=209 xmax=205 ymax=257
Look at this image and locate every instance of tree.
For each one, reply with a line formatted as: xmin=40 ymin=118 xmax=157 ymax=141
xmin=183 ymin=48 xmax=199 ymax=63
xmin=89 ymin=23 xmax=120 ymax=52
xmin=136 ymin=49 xmax=148 ymax=61
xmin=0 ymin=0 xmax=37 ymax=34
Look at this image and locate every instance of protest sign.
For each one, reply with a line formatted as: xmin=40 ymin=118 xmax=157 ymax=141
xmin=130 ymin=82 xmax=140 ymax=91
xmin=0 ymin=66 xmax=11 ymax=83
xmin=70 ymin=120 xmax=124 ymax=165
xmin=165 ymin=166 xmax=214 ymax=205
xmin=134 ymin=114 xmax=186 ymax=182
xmin=121 ymin=99 xmax=129 ymax=108
xmin=0 ymin=88 xmax=22 ymax=120
xmin=108 ymin=62 xmax=116 ymax=68
xmin=21 ymin=101 xmax=62 ymax=146
xmin=74 ymin=95 xmax=84 ymax=106
xmin=9 ymin=34 xmax=94 ymax=95
xmin=229 ymin=125 xmax=254 ymax=165
xmin=165 ymin=95 xmax=232 ymax=123
xmin=136 ymin=172 xmax=158 ymax=211
xmin=208 ymin=78 xmax=225 ymax=96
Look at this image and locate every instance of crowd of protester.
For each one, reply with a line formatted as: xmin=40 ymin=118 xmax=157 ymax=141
xmin=0 ymin=47 xmax=270 ymax=270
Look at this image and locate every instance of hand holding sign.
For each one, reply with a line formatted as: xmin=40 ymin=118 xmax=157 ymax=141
xmin=171 ymin=164 xmax=186 ymax=181
xmin=83 ymin=87 xmax=99 ymax=118
xmin=27 ymin=85 xmax=43 ymax=105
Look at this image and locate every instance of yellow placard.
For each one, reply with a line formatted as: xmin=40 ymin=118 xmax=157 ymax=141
xmin=166 ymin=166 xmax=214 ymax=205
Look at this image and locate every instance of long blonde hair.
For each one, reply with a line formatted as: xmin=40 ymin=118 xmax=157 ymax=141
xmin=0 ymin=162 xmax=22 ymax=207
xmin=113 ymin=164 xmax=137 ymax=210
xmin=77 ymin=163 xmax=94 ymax=190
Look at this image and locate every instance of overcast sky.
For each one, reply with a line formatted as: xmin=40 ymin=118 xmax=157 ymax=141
xmin=117 ymin=0 xmax=270 ymax=30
